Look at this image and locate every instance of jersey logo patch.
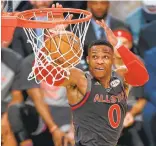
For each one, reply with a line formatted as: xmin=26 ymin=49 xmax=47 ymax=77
xmin=94 ymin=82 xmax=100 ymax=85
xmin=110 ymin=79 xmax=120 ymax=87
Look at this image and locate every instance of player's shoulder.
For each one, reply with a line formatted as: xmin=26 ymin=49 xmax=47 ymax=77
xmin=62 ymin=67 xmax=85 ymax=86
xmin=69 ymin=67 xmax=85 ymax=76
xmin=110 ymin=71 xmax=124 ymax=87
xmin=69 ymin=67 xmax=86 ymax=83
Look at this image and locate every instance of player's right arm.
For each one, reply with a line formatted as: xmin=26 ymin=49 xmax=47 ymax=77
xmin=96 ymin=19 xmax=149 ymax=86
xmin=61 ymin=68 xmax=88 ymax=96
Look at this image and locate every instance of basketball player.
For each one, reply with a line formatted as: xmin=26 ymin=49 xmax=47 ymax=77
xmin=43 ymin=18 xmax=149 ymax=146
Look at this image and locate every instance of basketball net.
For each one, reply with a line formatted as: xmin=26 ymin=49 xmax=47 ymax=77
xmin=20 ymin=10 xmax=91 ymax=86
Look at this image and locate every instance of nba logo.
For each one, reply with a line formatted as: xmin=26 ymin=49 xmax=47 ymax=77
xmin=110 ymin=79 xmax=120 ymax=87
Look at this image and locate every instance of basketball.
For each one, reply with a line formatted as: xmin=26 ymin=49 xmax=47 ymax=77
xmin=44 ymin=31 xmax=83 ymax=68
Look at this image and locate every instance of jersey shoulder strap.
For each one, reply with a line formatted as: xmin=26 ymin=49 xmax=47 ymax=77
xmin=84 ymin=71 xmax=92 ymax=92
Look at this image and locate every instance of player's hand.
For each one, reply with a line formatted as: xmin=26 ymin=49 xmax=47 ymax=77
xmin=51 ymin=3 xmax=73 ymax=31
xmin=64 ymin=127 xmax=75 ymax=146
xmin=52 ymin=128 xmax=74 ymax=146
xmin=114 ymin=65 xmax=128 ymax=78
xmin=52 ymin=128 xmax=64 ymax=146
xmin=52 ymin=2 xmax=73 ymax=20
xmin=123 ymin=112 xmax=134 ymax=128
xmin=96 ymin=19 xmax=118 ymax=48
xmin=64 ymin=133 xmax=75 ymax=146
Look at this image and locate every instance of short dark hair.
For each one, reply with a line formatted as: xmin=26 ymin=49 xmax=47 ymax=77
xmin=88 ymin=39 xmax=114 ymax=53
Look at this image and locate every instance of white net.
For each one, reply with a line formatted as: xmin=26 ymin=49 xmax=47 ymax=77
xmin=18 ymin=9 xmax=91 ymax=86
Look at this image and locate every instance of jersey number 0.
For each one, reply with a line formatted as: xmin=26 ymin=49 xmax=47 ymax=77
xmin=108 ymin=104 xmax=121 ymax=128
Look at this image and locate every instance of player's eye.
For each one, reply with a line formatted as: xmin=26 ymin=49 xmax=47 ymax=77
xmin=92 ymin=55 xmax=97 ymax=59
xmin=103 ymin=55 xmax=109 ymax=59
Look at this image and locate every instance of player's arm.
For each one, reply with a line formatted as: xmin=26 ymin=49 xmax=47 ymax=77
xmin=114 ymin=45 xmax=149 ymax=86
xmin=61 ymin=68 xmax=87 ymax=96
xmin=96 ymin=20 xmax=149 ymax=86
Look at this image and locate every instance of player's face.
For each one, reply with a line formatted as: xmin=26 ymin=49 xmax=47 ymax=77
xmin=87 ymin=45 xmax=114 ymax=79
xmin=87 ymin=1 xmax=110 ymax=20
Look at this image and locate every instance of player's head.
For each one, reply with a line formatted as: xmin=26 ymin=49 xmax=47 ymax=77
xmin=87 ymin=0 xmax=110 ymax=20
xmin=87 ymin=40 xmax=114 ymax=79
xmin=113 ymin=28 xmax=133 ymax=58
xmin=29 ymin=0 xmax=52 ymax=9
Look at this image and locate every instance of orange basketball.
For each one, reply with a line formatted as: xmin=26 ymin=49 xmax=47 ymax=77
xmin=44 ymin=31 xmax=82 ymax=68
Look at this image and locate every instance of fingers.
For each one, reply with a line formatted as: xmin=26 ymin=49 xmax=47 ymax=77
xmin=65 ymin=132 xmax=75 ymax=146
xmin=56 ymin=3 xmax=63 ymax=8
xmin=64 ymin=137 xmax=68 ymax=146
xmin=96 ymin=19 xmax=113 ymax=34
xmin=63 ymin=14 xmax=73 ymax=29
xmin=96 ymin=19 xmax=107 ymax=29
xmin=52 ymin=4 xmax=55 ymax=8
xmin=63 ymin=137 xmax=75 ymax=146
xmin=52 ymin=3 xmax=63 ymax=8
xmin=65 ymin=14 xmax=73 ymax=21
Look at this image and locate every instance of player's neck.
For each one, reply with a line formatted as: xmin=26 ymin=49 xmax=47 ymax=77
xmin=99 ymin=74 xmax=111 ymax=88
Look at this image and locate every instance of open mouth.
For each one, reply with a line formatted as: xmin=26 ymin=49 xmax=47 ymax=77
xmin=94 ymin=68 xmax=104 ymax=71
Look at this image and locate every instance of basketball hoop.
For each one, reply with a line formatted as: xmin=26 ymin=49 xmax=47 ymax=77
xmin=2 ymin=8 xmax=92 ymax=86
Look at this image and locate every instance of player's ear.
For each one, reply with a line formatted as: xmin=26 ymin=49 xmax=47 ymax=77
xmin=86 ymin=56 xmax=89 ymax=64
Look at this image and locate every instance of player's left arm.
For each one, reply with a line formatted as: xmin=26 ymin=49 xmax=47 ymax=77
xmin=96 ymin=20 xmax=149 ymax=86
xmin=113 ymin=45 xmax=149 ymax=86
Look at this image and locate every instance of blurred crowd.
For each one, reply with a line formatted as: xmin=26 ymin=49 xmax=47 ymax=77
xmin=1 ymin=1 xmax=156 ymax=146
